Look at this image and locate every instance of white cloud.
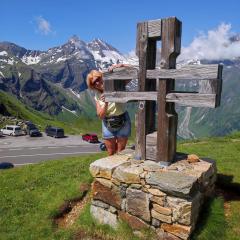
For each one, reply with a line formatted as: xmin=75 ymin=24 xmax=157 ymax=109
xmin=179 ymin=23 xmax=240 ymax=61
xmin=35 ymin=16 xmax=53 ymax=35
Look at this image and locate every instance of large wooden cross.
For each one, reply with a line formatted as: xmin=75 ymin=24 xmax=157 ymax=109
xmin=103 ymin=17 xmax=222 ymax=166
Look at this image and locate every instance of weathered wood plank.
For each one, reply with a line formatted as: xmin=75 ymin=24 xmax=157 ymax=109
xmin=146 ymin=131 xmax=157 ymax=160
xmin=105 ymin=91 xmax=216 ymax=108
xmin=208 ymin=64 xmax=223 ymax=107
xmin=166 ymin=93 xmax=216 ymax=108
xmin=104 ymin=79 xmax=126 ymax=91
xmin=146 ymin=146 xmax=157 ymax=160
xmin=147 ymin=64 xmax=221 ymax=80
xmin=148 ymin=19 xmax=161 ymax=39
xmin=105 ymin=91 xmax=157 ymax=102
xmin=157 ymin=17 xmax=181 ymax=165
xmin=145 ymin=39 xmax=157 ymax=134
xmin=104 ymin=79 xmax=114 ymax=92
xmin=103 ymin=65 xmax=221 ymax=81
xmin=103 ymin=67 xmax=138 ymax=81
xmin=135 ymin=22 xmax=148 ymax=160
xmin=147 ymin=131 xmax=191 ymax=161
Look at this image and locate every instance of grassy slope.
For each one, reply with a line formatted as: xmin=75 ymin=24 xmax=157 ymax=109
xmin=0 ymin=133 xmax=240 ymax=240
xmin=0 ymin=90 xmax=102 ymax=135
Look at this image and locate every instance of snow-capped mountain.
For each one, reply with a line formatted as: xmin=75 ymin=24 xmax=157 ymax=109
xmin=0 ymin=36 xmax=131 ymax=115
xmin=35 ymin=35 xmax=94 ymax=65
xmin=2 ymin=36 xmax=129 ymax=69
xmin=87 ymin=38 xmax=129 ymax=69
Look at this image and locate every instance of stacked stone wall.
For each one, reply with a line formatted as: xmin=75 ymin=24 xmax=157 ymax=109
xmin=89 ymin=152 xmax=216 ymax=240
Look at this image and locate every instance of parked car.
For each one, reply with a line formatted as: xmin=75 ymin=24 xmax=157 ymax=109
xmin=0 ymin=125 xmax=22 ymax=136
xmin=82 ymin=133 xmax=99 ymax=143
xmin=45 ymin=126 xmax=64 ymax=138
xmin=25 ymin=123 xmax=42 ymax=137
xmin=0 ymin=131 xmax=3 ymax=137
xmin=0 ymin=162 xmax=14 ymax=169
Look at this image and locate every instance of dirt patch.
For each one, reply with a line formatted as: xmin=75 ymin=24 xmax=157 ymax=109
xmin=181 ymin=141 xmax=208 ymax=146
xmin=216 ymin=185 xmax=240 ymax=218
xmin=231 ymin=139 xmax=240 ymax=142
xmin=53 ymin=183 xmax=91 ymax=228
xmin=73 ymin=229 xmax=107 ymax=240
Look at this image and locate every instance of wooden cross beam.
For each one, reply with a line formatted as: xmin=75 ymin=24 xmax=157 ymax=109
xmin=103 ymin=65 xmax=222 ymax=108
xmin=103 ymin=17 xmax=223 ymax=165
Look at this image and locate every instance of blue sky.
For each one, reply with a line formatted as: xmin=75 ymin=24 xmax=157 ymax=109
xmin=0 ymin=0 xmax=239 ymax=53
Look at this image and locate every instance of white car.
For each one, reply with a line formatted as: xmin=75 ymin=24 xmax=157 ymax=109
xmin=1 ymin=125 xmax=22 ymax=136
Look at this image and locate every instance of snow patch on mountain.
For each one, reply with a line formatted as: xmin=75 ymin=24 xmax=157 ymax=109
xmin=62 ymin=106 xmax=78 ymax=116
xmin=0 ymin=71 xmax=4 ymax=78
xmin=0 ymin=57 xmax=15 ymax=65
xmin=70 ymin=89 xmax=81 ymax=99
xmin=56 ymin=56 xmax=68 ymax=63
xmin=66 ymin=36 xmax=94 ymax=60
xmin=22 ymin=55 xmax=41 ymax=65
xmin=91 ymin=49 xmax=124 ymax=63
xmin=0 ymin=51 xmax=8 ymax=56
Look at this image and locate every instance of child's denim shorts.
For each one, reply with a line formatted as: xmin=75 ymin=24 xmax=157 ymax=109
xmin=102 ymin=112 xmax=131 ymax=139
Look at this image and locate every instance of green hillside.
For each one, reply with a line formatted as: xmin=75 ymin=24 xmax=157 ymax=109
xmin=0 ymin=90 xmax=101 ymax=135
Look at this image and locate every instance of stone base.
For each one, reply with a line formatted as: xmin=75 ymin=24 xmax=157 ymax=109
xmin=89 ymin=150 xmax=217 ymax=240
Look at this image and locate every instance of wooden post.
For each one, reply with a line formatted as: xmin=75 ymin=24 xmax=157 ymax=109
xmin=146 ymin=39 xmax=157 ymax=134
xmin=156 ymin=17 xmax=181 ymax=165
xmin=135 ymin=22 xmax=148 ymax=160
xmin=135 ymin=23 xmax=157 ymax=160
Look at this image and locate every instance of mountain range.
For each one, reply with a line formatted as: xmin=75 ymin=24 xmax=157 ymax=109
xmin=0 ymin=36 xmax=130 ymax=116
xmin=0 ymin=35 xmax=240 ymax=139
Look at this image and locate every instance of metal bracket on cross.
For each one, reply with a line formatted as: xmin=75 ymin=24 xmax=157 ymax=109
xmin=103 ymin=17 xmax=223 ymax=165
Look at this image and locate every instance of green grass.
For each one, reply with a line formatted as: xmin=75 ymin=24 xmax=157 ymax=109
xmin=178 ymin=133 xmax=240 ymax=240
xmin=0 ymin=153 xmax=152 ymax=240
xmin=191 ymin=197 xmax=226 ymax=240
xmin=0 ymin=133 xmax=240 ymax=240
xmin=0 ymin=153 xmax=107 ymax=240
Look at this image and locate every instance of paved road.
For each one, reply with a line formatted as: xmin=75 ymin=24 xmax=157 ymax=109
xmin=0 ymin=134 xmax=101 ymax=166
